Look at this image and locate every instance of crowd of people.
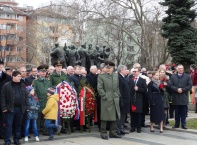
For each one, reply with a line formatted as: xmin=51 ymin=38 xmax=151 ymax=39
xmin=0 ymin=59 xmax=195 ymax=145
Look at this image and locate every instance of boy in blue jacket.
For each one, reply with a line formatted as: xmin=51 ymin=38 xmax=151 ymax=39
xmin=24 ymin=86 xmax=40 ymax=142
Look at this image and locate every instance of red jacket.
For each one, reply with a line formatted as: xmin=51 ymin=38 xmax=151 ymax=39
xmin=190 ymin=70 xmax=197 ymax=86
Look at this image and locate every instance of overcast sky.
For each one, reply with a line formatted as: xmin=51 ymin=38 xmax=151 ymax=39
xmin=16 ymin=0 xmax=55 ymax=8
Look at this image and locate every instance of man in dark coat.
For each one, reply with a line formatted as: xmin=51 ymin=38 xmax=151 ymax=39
xmin=0 ymin=60 xmax=11 ymax=139
xmin=129 ymin=67 xmax=147 ymax=133
xmin=169 ymin=64 xmax=192 ymax=129
xmin=66 ymin=66 xmax=74 ymax=81
xmin=86 ymin=65 xmax=99 ymax=127
xmin=69 ymin=65 xmax=84 ymax=94
xmin=19 ymin=67 xmax=30 ymax=86
xmin=69 ymin=65 xmax=86 ymax=131
xmin=1 ymin=71 xmax=30 ymax=145
xmin=117 ymin=65 xmax=130 ymax=135
xmin=25 ymin=67 xmax=38 ymax=86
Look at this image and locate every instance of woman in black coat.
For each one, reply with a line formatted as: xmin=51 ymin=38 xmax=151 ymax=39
xmin=148 ymin=71 xmax=164 ymax=133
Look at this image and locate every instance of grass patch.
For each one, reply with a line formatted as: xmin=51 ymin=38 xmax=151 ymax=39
xmin=169 ymin=118 xmax=197 ymax=130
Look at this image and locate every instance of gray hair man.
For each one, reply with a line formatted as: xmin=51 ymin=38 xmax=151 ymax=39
xmin=117 ymin=65 xmax=130 ymax=135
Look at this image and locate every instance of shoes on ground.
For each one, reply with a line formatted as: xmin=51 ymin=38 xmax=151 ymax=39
xmin=101 ymin=135 xmax=108 ymax=140
xmin=35 ymin=136 xmax=40 ymax=141
xmin=56 ymin=125 xmax=62 ymax=134
xmin=24 ymin=136 xmax=28 ymax=142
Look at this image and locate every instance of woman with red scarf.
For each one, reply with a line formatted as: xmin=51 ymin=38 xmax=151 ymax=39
xmin=148 ymin=71 xmax=165 ymax=133
xmin=190 ymin=64 xmax=197 ymax=113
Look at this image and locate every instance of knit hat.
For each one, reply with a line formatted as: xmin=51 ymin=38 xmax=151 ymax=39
xmin=26 ymin=86 xmax=34 ymax=94
xmin=47 ymin=87 xmax=56 ymax=95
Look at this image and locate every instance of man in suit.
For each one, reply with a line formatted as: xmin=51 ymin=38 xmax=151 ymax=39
xmin=169 ymin=64 xmax=192 ymax=129
xmin=117 ymin=65 xmax=130 ymax=135
xmin=26 ymin=67 xmax=38 ymax=86
xmin=19 ymin=67 xmax=30 ymax=86
xmin=97 ymin=61 xmax=121 ymax=140
xmin=0 ymin=60 xmax=11 ymax=139
xmin=129 ymin=67 xmax=147 ymax=133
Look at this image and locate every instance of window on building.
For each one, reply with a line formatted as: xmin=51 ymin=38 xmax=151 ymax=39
xmin=17 ymin=16 xmax=23 ymax=21
xmin=0 ymin=24 xmax=6 ymax=29
xmin=16 ymin=56 xmax=23 ymax=62
xmin=7 ymin=34 xmax=16 ymax=40
xmin=4 ymin=46 xmax=11 ymax=51
xmin=19 ymin=37 xmax=23 ymax=41
xmin=17 ymin=26 xmax=23 ymax=31
xmin=16 ymin=47 xmax=23 ymax=52
xmin=6 ymin=23 xmax=16 ymax=30
xmin=6 ymin=55 xmax=16 ymax=62
xmin=0 ymin=35 xmax=6 ymax=40
xmin=0 ymin=13 xmax=5 ymax=18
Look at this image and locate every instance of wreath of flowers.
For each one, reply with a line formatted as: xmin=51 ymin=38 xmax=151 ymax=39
xmin=57 ymin=81 xmax=79 ymax=119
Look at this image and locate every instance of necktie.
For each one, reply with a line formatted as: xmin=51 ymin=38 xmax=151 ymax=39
xmin=134 ymin=77 xmax=137 ymax=85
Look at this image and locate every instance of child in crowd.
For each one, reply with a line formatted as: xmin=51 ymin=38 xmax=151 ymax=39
xmin=42 ymin=87 xmax=62 ymax=140
xmin=24 ymin=86 xmax=40 ymax=142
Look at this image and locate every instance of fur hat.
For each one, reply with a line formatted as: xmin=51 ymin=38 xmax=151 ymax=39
xmin=190 ymin=64 xmax=197 ymax=70
xmin=26 ymin=86 xmax=34 ymax=94
xmin=104 ymin=61 xmax=115 ymax=67
xmin=47 ymin=87 xmax=56 ymax=95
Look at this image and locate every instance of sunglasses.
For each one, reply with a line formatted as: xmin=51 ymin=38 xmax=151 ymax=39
xmin=133 ymin=71 xmax=138 ymax=73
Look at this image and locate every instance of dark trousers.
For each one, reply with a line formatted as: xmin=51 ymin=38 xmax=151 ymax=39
xmin=97 ymin=98 xmax=101 ymax=129
xmin=100 ymin=120 xmax=116 ymax=136
xmin=21 ymin=112 xmax=28 ymax=137
xmin=130 ymin=113 xmax=142 ymax=129
xmin=4 ymin=107 xmax=23 ymax=144
xmin=0 ymin=111 xmax=4 ymax=137
xmin=141 ymin=112 xmax=146 ymax=126
xmin=169 ymin=103 xmax=174 ymax=118
xmin=117 ymin=112 xmax=126 ymax=132
xmin=37 ymin=112 xmax=44 ymax=132
xmin=174 ymin=105 xmax=187 ymax=127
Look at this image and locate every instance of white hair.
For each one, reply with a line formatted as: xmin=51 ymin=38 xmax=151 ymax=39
xmin=81 ymin=67 xmax=86 ymax=71
xmin=90 ymin=65 xmax=97 ymax=70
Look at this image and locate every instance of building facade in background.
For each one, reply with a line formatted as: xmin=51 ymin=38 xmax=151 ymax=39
xmin=0 ymin=0 xmax=27 ymax=68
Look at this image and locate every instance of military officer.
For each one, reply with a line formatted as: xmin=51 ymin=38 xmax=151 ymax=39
xmin=32 ymin=64 xmax=52 ymax=133
xmin=97 ymin=61 xmax=121 ymax=140
xmin=50 ymin=61 xmax=68 ymax=87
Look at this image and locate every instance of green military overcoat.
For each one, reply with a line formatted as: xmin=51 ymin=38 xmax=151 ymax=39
xmin=50 ymin=71 xmax=67 ymax=87
xmin=32 ymin=76 xmax=52 ymax=112
xmin=97 ymin=72 xmax=121 ymax=121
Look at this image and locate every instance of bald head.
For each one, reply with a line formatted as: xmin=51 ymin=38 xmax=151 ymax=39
xmin=67 ymin=66 xmax=74 ymax=76
xmin=90 ymin=65 xmax=97 ymax=74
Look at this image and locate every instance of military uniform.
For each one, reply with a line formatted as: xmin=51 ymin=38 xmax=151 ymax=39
xmin=50 ymin=71 xmax=67 ymax=87
xmin=32 ymin=64 xmax=51 ymax=132
xmin=97 ymin=61 xmax=121 ymax=140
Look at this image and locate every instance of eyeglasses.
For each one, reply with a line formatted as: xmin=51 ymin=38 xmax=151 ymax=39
xmin=133 ymin=71 xmax=138 ymax=73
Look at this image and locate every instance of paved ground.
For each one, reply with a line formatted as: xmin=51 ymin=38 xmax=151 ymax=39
xmin=0 ymin=111 xmax=197 ymax=145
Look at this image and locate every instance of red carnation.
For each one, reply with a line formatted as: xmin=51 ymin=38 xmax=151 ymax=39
xmin=159 ymin=83 xmax=164 ymax=89
xmin=131 ymin=105 xmax=136 ymax=112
